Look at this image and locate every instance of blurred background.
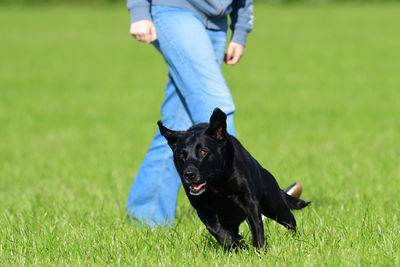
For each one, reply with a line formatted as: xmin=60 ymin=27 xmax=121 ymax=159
xmin=0 ymin=0 xmax=399 ymax=265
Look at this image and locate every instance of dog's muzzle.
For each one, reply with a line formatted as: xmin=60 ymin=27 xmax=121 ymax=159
xmin=189 ymin=182 xmax=207 ymax=196
xmin=183 ymin=168 xmax=207 ymax=196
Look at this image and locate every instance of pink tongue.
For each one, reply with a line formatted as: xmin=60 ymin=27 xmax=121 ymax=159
xmin=193 ymin=182 xmax=206 ymax=190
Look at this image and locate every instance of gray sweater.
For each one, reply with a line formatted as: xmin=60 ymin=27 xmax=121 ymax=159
xmin=127 ymin=0 xmax=254 ymax=46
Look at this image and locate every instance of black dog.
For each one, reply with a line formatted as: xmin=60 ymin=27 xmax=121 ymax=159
xmin=158 ymin=108 xmax=310 ymax=249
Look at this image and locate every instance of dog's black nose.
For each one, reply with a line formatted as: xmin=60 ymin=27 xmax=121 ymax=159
xmin=183 ymin=171 xmax=197 ymax=181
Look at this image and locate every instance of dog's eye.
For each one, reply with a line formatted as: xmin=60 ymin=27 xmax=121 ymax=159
xmin=199 ymin=150 xmax=207 ymax=157
xmin=179 ymin=153 xmax=185 ymax=159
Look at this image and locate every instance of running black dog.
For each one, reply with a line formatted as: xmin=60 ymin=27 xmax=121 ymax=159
xmin=158 ymin=108 xmax=310 ymax=249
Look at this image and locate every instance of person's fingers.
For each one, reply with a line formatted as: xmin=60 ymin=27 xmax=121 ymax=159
xmin=224 ymin=43 xmax=235 ymax=64
xmin=130 ymin=23 xmax=140 ymax=39
xmin=144 ymin=32 xmax=151 ymax=43
xmin=225 ymin=51 xmax=239 ymax=65
xmin=225 ymin=43 xmax=244 ymax=65
xmin=137 ymin=31 xmax=150 ymax=43
xmin=136 ymin=33 xmax=144 ymax=42
xmin=129 ymin=24 xmax=135 ymax=36
xmin=130 ymin=20 xmax=156 ymax=44
xmin=149 ymin=25 xmax=157 ymax=43
xmin=230 ymin=47 xmax=242 ymax=65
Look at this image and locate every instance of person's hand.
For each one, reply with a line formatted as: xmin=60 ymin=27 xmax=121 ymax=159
xmin=224 ymin=42 xmax=244 ymax=65
xmin=130 ymin=20 xmax=157 ymax=44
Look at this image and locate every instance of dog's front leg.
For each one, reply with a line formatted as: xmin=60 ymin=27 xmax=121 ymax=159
xmin=197 ymin=210 xmax=239 ymax=249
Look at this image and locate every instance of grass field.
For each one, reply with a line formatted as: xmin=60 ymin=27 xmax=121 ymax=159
xmin=1 ymin=3 xmax=399 ymax=266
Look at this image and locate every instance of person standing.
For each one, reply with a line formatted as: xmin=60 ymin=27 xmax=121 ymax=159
xmin=126 ymin=0 xmax=254 ymax=227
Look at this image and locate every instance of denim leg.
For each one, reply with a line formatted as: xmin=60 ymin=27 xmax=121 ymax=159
xmin=127 ymin=79 xmax=192 ymax=227
xmin=205 ymin=28 xmax=236 ymax=136
xmin=127 ymin=5 xmax=237 ymax=227
xmin=151 ymin=5 xmax=236 ymax=135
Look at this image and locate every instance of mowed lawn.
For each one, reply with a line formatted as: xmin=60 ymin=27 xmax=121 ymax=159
xmin=0 ymin=3 xmax=399 ymax=265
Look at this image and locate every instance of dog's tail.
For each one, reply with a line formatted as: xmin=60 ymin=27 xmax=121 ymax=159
xmin=282 ymin=182 xmax=311 ymax=210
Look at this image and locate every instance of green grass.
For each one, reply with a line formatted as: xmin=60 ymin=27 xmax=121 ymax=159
xmin=1 ymin=3 xmax=399 ymax=266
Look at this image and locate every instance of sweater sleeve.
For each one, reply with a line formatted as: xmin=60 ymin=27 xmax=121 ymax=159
xmin=229 ymin=0 xmax=254 ymax=46
xmin=127 ymin=0 xmax=152 ymax=24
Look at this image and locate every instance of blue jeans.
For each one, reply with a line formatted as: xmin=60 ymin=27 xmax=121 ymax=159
xmin=127 ymin=5 xmax=236 ymax=227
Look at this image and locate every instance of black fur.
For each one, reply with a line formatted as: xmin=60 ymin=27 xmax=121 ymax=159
xmin=158 ymin=108 xmax=310 ymax=249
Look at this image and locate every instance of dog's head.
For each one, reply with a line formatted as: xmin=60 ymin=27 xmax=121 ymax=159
xmin=158 ymin=108 xmax=228 ymax=196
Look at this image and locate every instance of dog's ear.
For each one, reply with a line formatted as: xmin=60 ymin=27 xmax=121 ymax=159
xmin=205 ymin=108 xmax=227 ymax=141
xmin=158 ymin=120 xmax=178 ymax=148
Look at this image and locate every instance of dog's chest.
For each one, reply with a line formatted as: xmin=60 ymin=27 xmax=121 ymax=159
xmin=190 ymin=190 xmax=247 ymax=223
xmin=213 ymin=194 xmax=246 ymax=222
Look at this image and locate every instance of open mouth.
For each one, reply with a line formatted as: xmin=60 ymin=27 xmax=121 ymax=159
xmin=189 ymin=182 xmax=207 ymax=196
